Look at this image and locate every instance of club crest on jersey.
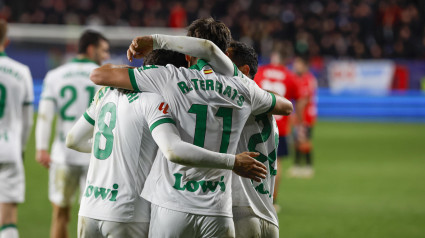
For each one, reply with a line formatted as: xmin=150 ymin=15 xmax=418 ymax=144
xmin=172 ymin=173 xmax=226 ymax=193
xmin=84 ymin=183 xmax=119 ymax=202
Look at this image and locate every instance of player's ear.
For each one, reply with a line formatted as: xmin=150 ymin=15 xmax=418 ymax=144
xmin=239 ymin=64 xmax=250 ymax=77
xmin=185 ymin=54 xmax=191 ymax=67
xmin=87 ymin=44 xmax=95 ymax=58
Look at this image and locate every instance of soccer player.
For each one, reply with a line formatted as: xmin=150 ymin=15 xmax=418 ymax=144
xmin=143 ymin=36 xmax=281 ymax=237
xmin=66 ymin=50 xmax=267 ymax=237
xmin=228 ymin=41 xmax=280 ymax=237
xmin=91 ymin=18 xmax=293 ymax=237
xmin=254 ymin=49 xmax=307 ymax=202
xmin=35 ymin=30 xmax=109 ymax=238
xmin=0 ymin=20 xmax=34 ymax=238
xmin=292 ymin=56 xmax=317 ymax=178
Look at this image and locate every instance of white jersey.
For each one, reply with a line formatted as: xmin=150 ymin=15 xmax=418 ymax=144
xmin=233 ymin=113 xmax=279 ymax=227
xmin=134 ymin=60 xmax=276 ymax=217
xmin=0 ymin=52 xmax=33 ymax=163
xmin=79 ymin=87 xmax=174 ymax=223
xmin=40 ymin=58 xmax=100 ymax=165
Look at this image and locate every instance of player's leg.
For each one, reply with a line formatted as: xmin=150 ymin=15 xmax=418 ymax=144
xmin=149 ymin=204 xmax=196 ymax=238
xmin=0 ymin=203 xmax=19 ymax=238
xmin=77 ymin=216 xmax=101 ymax=238
xmin=197 ymin=213 xmax=235 ymax=238
xmin=99 ymin=220 xmax=149 ymax=238
xmin=260 ymin=218 xmax=279 ymax=238
xmin=302 ymin=126 xmax=314 ymax=178
xmin=49 ymin=163 xmax=81 ymax=238
xmin=273 ymin=136 xmax=289 ymax=209
xmin=233 ymin=206 xmax=261 ymax=238
xmin=0 ymin=162 xmax=25 ymax=238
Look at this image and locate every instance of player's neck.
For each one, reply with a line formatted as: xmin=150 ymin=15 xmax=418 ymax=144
xmin=0 ymin=46 xmax=5 ymax=53
xmin=76 ymin=54 xmax=91 ymax=61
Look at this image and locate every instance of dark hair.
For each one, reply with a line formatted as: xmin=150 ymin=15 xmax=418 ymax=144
xmin=143 ymin=49 xmax=187 ymax=68
xmin=0 ymin=19 xmax=7 ymax=44
xmin=187 ymin=17 xmax=232 ymax=53
xmin=228 ymin=41 xmax=258 ymax=78
xmin=78 ymin=30 xmax=108 ymax=54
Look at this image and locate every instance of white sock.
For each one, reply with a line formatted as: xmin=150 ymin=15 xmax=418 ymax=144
xmin=0 ymin=224 xmax=19 ymax=238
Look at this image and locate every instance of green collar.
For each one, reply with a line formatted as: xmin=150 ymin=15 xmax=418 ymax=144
xmin=71 ymin=58 xmax=97 ymax=64
xmin=0 ymin=52 xmax=7 ymax=57
xmin=189 ymin=59 xmax=210 ymax=71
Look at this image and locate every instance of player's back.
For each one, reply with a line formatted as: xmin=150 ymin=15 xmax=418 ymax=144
xmin=41 ymin=58 xmax=99 ymax=165
xmin=136 ymin=60 xmax=275 ymax=217
xmin=233 ymin=113 xmax=279 ymax=227
xmin=79 ymin=87 xmax=167 ymax=223
xmin=0 ymin=53 xmax=33 ymax=163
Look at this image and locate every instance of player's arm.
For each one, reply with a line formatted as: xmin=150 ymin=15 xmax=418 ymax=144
xmin=22 ymin=68 xmax=34 ymax=152
xmin=35 ymin=99 xmax=55 ymax=168
xmin=128 ymin=34 xmax=235 ymax=76
xmin=270 ymin=93 xmax=293 ymax=116
xmin=90 ymin=64 xmax=133 ymax=90
xmin=22 ymin=104 xmax=33 ymax=149
xmin=151 ymin=123 xmax=267 ymax=182
xmin=249 ymin=81 xmax=293 ymax=116
xmin=66 ymin=116 xmax=94 ymax=153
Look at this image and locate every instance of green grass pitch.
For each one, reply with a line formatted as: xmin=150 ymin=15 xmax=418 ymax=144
xmin=18 ymin=119 xmax=425 ymax=237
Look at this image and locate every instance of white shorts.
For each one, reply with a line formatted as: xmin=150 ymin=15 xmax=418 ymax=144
xmin=78 ymin=216 xmax=149 ymax=238
xmin=0 ymin=162 xmax=24 ymax=203
xmin=233 ymin=206 xmax=279 ymax=238
xmin=149 ymin=204 xmax=235 ymax=238
xmin=49 ymin=163 xmax=88 ymax=207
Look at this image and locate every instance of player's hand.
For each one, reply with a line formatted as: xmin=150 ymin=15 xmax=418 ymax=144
xmin=127 ymin=36 xmax=154 ymax=62
xmin=233 ymin=152 xmax=267 ymax=182
xmin=36 ymin=150 xmax=51 ymax=169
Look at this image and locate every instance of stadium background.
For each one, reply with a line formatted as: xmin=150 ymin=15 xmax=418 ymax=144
xmin=1 ymin=0 xmax=424 ymax=237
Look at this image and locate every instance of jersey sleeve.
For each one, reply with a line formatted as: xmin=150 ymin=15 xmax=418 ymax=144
xmin=40 ymin=71 xmax=56 ymax=102
xmin=248 ymin=80 xmax=276 ymax=115
xmin=23 ymin=66 xmax=34 ymax=105
xmin=140 ymin=93 xmax=176 ymax=133
xmin=127 ymin=65 xmax=174 ymax=94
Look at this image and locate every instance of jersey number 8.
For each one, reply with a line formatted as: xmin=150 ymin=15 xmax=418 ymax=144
xmin=93 ymin=102 xmax=117 ymax=160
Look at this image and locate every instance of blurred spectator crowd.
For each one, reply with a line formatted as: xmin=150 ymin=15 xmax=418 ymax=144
xmin=1 ymin=0 xmax=425 ymax=59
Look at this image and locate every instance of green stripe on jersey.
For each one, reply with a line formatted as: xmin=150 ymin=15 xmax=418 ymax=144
xmin=71 ymin=58 xmax=97 ymax=64
xmin=83 ymin=112 xmax=95 ymax=126
xmin=150 ymin=118 xmax=176 ymax=132
xmin=40 ymin=97 xmax=56 ymax=102
xmin=266 ymin=93 xmax=276 ymax=113
xmin=189 ymin=59 xmax=209 ymax=71
xmin=0 ymin=224 xmax=17 ymax=231
xmin=0 ymin=52 xmax=7 ymax=57
xmin=233 ymin=63 xmax=238 ymax=76
xmin=128 ymin=68 xmax=140 ymax=92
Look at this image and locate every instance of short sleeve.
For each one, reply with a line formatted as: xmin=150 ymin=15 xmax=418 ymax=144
xmin=248 ymin=80 xmax=276 ymax=115
xmin=40 ymin=71 xmax=56 ymax=102
xmin=128 ymin=65 xmax=175 ymax=94
xmin=140 ymin=93 xmax=176 ymax=133
xmin=23 ymin=66 xmax=34 ymax=105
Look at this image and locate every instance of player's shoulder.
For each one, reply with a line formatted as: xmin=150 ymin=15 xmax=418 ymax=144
xmin=138 ymin=92 xmax=165 ymax=108
xmin=1 ymin=56 xmax=30 ymax=71
xmin=92 ymin=86 xmax=113 ymax=105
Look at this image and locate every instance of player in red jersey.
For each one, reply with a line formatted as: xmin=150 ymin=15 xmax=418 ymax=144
xmin=291 ymin=56 xmax=318 ymax=178
xmin=254 ymin=50 xmax=307 ymax=204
